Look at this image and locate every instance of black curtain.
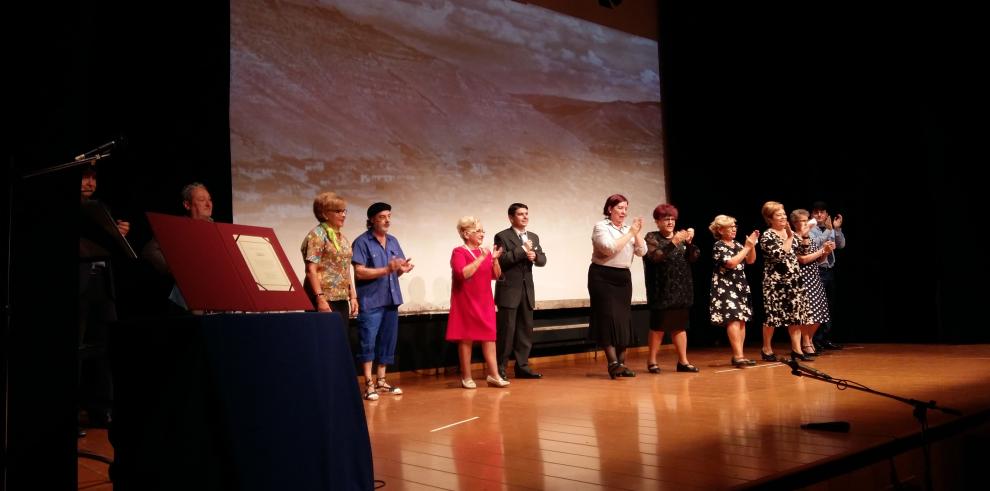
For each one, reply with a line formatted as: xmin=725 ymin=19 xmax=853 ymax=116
xmin=4 ymin=1 xmax=230 ymax=488
xmin=658 ymin=2 xmax=980 ymax=345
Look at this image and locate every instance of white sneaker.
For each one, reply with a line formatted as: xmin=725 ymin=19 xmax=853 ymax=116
xmin=364 ymin=382 xmax=379 ymax=401
xmin=461 ymin=379 xmax=477 ymax=389
xmin=376 ymin=377 xmax=403 ymax=395
xmin=486 ymin=375 xmax=509 ymax=388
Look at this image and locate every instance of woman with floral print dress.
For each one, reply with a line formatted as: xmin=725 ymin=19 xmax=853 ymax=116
xmin=708 ymin=215 xmax=759 ymax=367
xmin=758 ymin=201 xmax=811 ymax=362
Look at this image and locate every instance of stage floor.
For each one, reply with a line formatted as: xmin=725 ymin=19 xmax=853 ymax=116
xmin=78 ymin=343 xmax=990 ymax=490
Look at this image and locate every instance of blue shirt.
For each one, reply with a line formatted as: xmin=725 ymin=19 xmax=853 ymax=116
xmin=351 ymin=230 xmax=405 ymax=310
xmin=808 ymin=225 xmax=846 ymax=269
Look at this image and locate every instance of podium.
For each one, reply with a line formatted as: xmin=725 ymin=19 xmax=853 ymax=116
xmin=112 ymin=215 xmax=373 ymax=489
xmin=110 ymin=313 xmax=374 ymax=491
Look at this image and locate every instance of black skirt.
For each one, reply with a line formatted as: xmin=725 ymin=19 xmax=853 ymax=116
xmin=587 ymin=263 xmax=633 ymax=348
xmin=649 ymin=308 xmax=689 ymax=331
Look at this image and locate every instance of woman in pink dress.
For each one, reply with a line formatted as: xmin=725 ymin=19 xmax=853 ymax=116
xmin=446 ymin=216 xmax=509 ymax=389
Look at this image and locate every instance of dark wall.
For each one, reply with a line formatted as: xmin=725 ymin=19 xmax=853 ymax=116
xmin=4 ymin=2 xmax=230 ymax=489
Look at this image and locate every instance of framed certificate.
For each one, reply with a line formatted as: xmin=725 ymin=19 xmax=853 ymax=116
xmin=148 ymin=212 xmax=311 ymax=312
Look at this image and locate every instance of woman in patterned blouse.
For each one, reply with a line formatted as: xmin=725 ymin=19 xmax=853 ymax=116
xmin=708 ymin=215 xmax=759 ymax=367
xmin=301 ymin=192 xmax=358 ymax=318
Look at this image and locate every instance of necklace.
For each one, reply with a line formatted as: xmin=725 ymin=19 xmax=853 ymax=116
xmin=463 ymin=245 xmax=480 ymax=259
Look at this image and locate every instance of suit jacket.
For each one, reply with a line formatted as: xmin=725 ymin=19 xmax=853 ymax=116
xmin=494 ymin=228 xmax=547 ymax=309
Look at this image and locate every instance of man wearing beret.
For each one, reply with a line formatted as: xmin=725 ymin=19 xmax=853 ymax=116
xmin=494 ymin=203 xmax=547 ymax=380
xmin=352 ymin=202 xmax=414 ymax=400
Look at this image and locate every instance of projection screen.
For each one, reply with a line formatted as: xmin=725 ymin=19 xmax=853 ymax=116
xmin=230 ymin=0 xmax=665 ymax=313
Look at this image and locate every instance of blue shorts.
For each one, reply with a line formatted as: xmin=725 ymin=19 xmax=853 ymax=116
xmin=356 ymin=305 xmax=399 ymax=364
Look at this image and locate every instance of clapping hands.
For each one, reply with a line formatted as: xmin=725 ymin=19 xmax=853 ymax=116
xmin=744 ymin=230 xmax=760 ymax=248
xmin=524 ymin=240 xmax=536 ymax=261
xmin=388 ymin=256 xmax=415 ymax=274
xmin=629 ymin=217 xmax=644 ymax=235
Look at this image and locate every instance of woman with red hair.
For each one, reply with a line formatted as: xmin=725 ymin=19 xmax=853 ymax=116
xmin=643 ymin=203 xmax=701 ymax=373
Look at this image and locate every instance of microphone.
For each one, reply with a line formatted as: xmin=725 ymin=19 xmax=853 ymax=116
xmin=75 ymin=135 xmax=127 ymax=161
xmin=800 ymin=421 xmax=850 ymax=432
xmin=785 ymin=357 xmax=833 ymax=380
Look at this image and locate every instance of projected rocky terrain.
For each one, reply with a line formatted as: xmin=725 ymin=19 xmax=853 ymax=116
xmin=231 ymin=0 xmax=663 ymax=312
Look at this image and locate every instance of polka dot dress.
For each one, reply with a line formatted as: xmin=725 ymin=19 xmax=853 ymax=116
xmin=797 ymin=238 xmax=830 ymax=324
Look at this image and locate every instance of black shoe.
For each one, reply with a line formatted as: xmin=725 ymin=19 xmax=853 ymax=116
xmin=647 ymin=363 xmax=660 ymax=374
xmin=761 ymin=351 xmax=778 ymax=362
xmin=790 ymin=351 xmax=814 ymax=362
xmin=615 ymin=364 xmax=636 ymax=377
xmin=608 ymin=362 xmax=621 ymax=379
xmin=676 ymin=362 xmax=699 ymax=373
xmin=731 ymin=358 xmax=757 ymax=368
xmin=514 ymin=367 xmax=542 ymax=379
xmin=821 ymin=340 xmax=844 ymax=350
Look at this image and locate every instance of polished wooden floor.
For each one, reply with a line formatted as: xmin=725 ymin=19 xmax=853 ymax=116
xmin=79 ymin=343 xmax=990 ymax=490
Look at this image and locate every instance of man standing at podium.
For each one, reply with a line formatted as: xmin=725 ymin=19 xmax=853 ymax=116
xmin=494 ymin=203 xmax=547 ymax=380
xmin=352 ymin=202 xmax=414 ymax=401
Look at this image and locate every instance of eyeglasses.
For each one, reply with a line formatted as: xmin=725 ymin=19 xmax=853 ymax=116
xmin=331 ymin=209 xmax=348 ymax=215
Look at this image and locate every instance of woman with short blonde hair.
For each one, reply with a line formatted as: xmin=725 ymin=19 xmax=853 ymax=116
xmin=446 ymin=216 xmax=507 ymax=389
xmin=301 ymin=192 xmax=363 ymax=389
xmin=709 ymin=214 xmax=759 ymax=367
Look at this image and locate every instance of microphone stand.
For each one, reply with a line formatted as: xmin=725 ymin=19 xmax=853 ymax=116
xmin=21 ymin=152 xmax=107 ymax=179
xmin=786 ymin=359 xmax=962 ymax=491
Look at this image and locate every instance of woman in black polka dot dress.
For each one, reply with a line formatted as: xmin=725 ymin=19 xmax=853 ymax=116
xmin=790 ymin=209 xmax=835 ymax=357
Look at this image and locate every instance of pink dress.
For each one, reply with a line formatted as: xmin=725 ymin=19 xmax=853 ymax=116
xmin=446 ymin=246 xmax=498 ymax=341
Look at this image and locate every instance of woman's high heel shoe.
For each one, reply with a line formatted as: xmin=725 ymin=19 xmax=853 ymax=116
xmin=801 ymin=345 xmax=819 ymax=357
xmin=790 ymin=351 xmax=814 ymax=362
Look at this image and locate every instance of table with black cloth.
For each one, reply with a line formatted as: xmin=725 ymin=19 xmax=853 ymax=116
xmin=110 ymin=312 xmax=373 ymax=491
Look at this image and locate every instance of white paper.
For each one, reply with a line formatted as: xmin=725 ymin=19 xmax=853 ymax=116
xmin=234 ymin=235 xmax=293 ymax=291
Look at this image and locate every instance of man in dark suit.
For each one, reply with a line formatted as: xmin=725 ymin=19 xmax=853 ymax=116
xmin=494 ymin=203 xmax=548 ymax=379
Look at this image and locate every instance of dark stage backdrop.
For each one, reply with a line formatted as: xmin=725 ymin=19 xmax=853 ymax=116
xmin=657 ymin=2 xmax=981 ymax=346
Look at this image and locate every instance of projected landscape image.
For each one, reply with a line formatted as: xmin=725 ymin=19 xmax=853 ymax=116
xmin=231 ymin=0 xmax=664 ymax=312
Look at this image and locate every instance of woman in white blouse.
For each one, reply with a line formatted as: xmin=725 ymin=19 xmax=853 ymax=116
xmin=588 ymin=194 xmax=646 ymax=379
